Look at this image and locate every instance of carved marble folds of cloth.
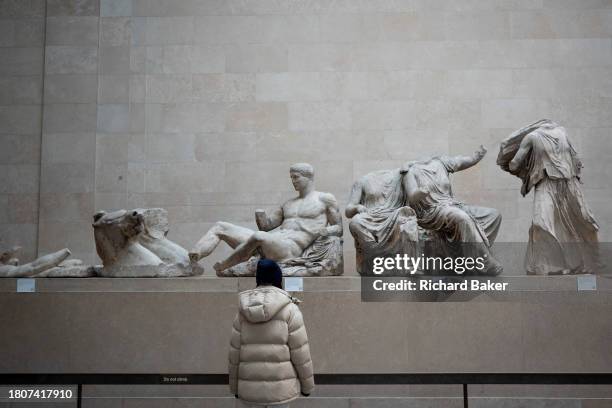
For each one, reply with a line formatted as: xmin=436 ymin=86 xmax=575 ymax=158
xmin=497 ymin=119 xmax=583 ymax=196
xmin=527 ymin=177 xmax=599 ymax=275
xmin=404 ymin=157 xmax=502 ymax=275
xmin=498 ymin=120 xmax=599 ymax=274
xmin=218 ymin=235 xmax=343 ymax=277
xmin=348 ymin=169 xmax=421 ymax=275
xmin=497 ymin=119 xmax=550 ymax=196
xmin=350 ymin=206 xmax=420 ymax=276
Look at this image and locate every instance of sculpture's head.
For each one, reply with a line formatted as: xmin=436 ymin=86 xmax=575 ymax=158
xmin=0 ymin=245 xmax=21 ymax=266
xmin=289 ymin=163 xmax=314 ymax=191
xmin=93 ymin=209 xmax=145 ymax=240
xmin=92 ymin=209 xmax=146 ymax=265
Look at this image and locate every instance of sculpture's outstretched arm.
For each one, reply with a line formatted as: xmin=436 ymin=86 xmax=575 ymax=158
xmin=255 ymin=207 xmax=283 ymax=231
xmin=450 ymin=145 xmax=488 ymax=172
xmin=0 ymin=248 xmax=71 ymax=278
xmin=345 ymin=180 xmax=365 ymax=218
xmin=509 ymin=134 xmax=534 ymax=172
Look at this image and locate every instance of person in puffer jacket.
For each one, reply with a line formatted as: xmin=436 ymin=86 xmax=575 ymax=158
xmin=229 ymin=259 xmax=314 ymax=407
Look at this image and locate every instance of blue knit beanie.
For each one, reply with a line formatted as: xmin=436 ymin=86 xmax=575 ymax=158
xmin=256 ymin=259 xmax=283 ymax=289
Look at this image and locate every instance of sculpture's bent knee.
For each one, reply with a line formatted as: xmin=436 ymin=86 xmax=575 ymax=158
xmin=447 ymin=207 xmax=473 ymax=226
xmin=215 ymin=221 xmax=233 ymax=231
xmin=251 ymin=231 xmax=268 ymax=243
xmin=348 ymin=214 xmax=366 ymax=237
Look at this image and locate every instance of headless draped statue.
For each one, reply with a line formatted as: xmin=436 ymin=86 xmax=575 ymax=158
xmin=190 ymin=163 xmax=344 ymax=276
xmin=401 ymin=146 xmax=503 ymax=276
xmin=498 ymin=119 xmax=599 ymax=275
xmin=346 ymin=146 xmax=502 ymax=276
xmin=346 ymin=168 xmax=420 ymax=275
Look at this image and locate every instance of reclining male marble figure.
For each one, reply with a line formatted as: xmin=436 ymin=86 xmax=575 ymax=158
xmin=0 ymin=245 xmax=94 ymax=278
xmin=189 ymin=163 xmax=344 ymax=277
xmin=401 ymin=145 xmax=503 ymax=275
xmin=0 ymin=247 xmax=84 ymax=278
xmin=498 ymin=119 xmax=599 ymax=275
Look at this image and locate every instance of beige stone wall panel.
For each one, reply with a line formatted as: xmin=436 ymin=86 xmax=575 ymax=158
xmin=0 ymin=0 xmax=610 ymax=268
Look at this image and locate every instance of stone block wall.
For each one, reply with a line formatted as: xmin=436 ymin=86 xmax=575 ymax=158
xmin=0 ymin=0 xmax=45 ymax=261
xmin=0 ymin=0 xmax=611 ymax=272
xmin=39 ymin=0 xmax=100 ymax=264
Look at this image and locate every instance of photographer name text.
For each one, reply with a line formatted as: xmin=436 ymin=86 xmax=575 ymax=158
xmin=372 ymin=279 xmax=508 ymax=292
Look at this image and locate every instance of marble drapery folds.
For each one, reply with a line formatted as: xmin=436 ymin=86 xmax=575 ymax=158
xmin=498 ymin=120 xmax=600 ymax=275
xmin=347 ymin=169 xmax=421 ymax=276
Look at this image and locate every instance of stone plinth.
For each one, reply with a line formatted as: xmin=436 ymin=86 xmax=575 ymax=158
xmin=0 ymin=276 xmax=611 ymax=375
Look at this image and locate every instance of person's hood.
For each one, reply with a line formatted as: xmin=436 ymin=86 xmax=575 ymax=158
xmin=238 ymin=286 xmax=295 ymax=323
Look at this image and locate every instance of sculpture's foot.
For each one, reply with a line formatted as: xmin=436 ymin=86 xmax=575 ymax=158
xmin=43 ymin=248 xmax=71 ymax=266
xmin=217 ymin=257 xmax=259 ymax=277
xmin=484 ymin=258 xmax=503 ymax=276
xmin=548 ymin=268 xmax=571 ymax=276
xmin=488 ymin=264 xmax=504 ymax=276
xmin=570 ymin=265 xmax=592 ymax=275
xmin=213 ymin=262 xmax=226 ymax=273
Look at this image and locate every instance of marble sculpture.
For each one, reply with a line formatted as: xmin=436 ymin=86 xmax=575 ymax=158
xmin=401 ymin=146 xmax=503 ymax=275
xmin=498 ymin=119 xmax=599 ymax=275
xmin=93 ymin=208 xmax=202 ymax=277
xmin=190 ymin=163 xmax=344 ymax=277
xmin=0 ymin=246 xmax=94 ymax=278
xmin=3 ymin=127 xmax=600 ymax=279
xmin=348 ymin=146 xmax=503 ymax=276
xmin=346 ymin=167 xmax=421 ymax=275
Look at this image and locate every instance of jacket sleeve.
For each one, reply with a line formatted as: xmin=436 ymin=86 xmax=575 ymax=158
xmin=287 ymin=305 xmax=315 ymax=394
xmin=228 ymin=313 xmax=242 ymax=394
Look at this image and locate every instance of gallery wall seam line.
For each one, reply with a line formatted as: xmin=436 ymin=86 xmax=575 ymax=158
xmin=35 ymin=0 xmax=48 ymax=258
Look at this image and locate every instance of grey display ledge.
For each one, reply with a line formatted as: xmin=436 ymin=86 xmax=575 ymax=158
xmin=0 ymin=275 xmax=610 ymax=293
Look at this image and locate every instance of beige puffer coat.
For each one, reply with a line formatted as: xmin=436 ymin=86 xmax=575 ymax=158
xmin=229 ymin=286 xmax=314 ymax=405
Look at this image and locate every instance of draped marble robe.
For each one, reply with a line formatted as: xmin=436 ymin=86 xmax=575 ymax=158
xmin=402 ymin=156 xmax=503 ymax=275
xmin=346 ymin=169 xmax=420 ymax=275
xmin=499 ymin=120 xmax=599 ymax=275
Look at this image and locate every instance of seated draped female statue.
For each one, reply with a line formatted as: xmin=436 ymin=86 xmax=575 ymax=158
xmin=347 ymin=146 xmax=503 ymax=276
